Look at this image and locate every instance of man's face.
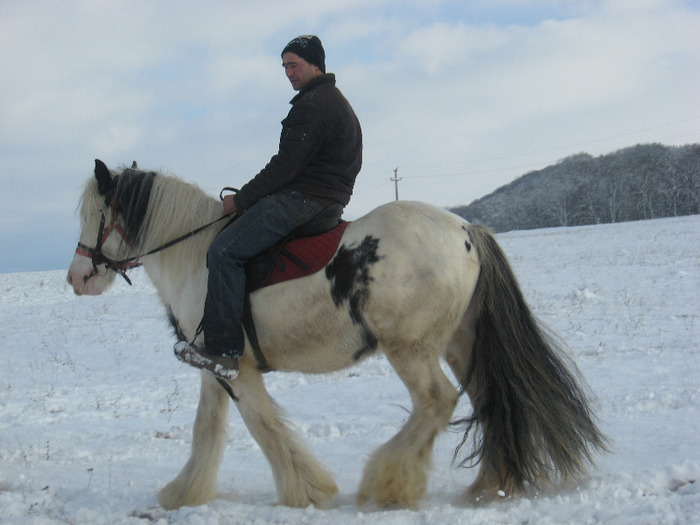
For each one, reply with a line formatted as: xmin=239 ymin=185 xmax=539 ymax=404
xmin=282 ymin=52 xmax=322 ymax=91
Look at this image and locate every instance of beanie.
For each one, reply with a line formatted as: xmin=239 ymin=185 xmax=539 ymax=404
xmin=281 ymin=35 xmax=326 ymax=73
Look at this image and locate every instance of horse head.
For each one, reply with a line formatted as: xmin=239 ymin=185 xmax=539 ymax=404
xmin=67 ymin=159 xmax=145 ymax=295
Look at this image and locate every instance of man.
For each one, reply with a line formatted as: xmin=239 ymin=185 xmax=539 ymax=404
xmin=176 ymin=35 xmax=363 ymax=379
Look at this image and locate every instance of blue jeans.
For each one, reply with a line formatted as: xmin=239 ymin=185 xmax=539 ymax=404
xmin=203 ymin=189 xmax=326 ymax=358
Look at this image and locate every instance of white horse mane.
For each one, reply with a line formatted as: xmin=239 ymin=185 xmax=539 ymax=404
xmin=81 ymin=168 xmax=224 ymax=281
xmin=141 ymin=174 xmax=222 ymax=250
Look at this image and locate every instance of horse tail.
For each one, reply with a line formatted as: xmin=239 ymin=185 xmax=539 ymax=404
xmin=454 ymin=224 xmax=607 ymax=494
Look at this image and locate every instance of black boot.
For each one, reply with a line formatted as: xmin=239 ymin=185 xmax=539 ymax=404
xmin=174 ymin=340 xmax=239 ymax=380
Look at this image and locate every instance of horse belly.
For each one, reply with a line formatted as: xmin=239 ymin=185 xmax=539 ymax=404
xmin=249 ymin=274 xmax=365 ymax=373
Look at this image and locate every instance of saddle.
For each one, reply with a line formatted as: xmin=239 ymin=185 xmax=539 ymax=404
xmin=241 ymin=204 xmax=350 ymax=371
xmin=244 ymin=203 xmax=349 ymax=293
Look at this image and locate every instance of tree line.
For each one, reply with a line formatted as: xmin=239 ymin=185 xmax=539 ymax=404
xmin=450 ymin=143 xmax=699 ymax=232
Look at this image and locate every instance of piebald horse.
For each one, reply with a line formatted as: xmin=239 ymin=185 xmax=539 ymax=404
xmin=67 ymin=160 xmax=606 ymax=510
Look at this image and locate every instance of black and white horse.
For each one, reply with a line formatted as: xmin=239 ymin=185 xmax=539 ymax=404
xmin=67 ymin=160 xmax=606 ymax=510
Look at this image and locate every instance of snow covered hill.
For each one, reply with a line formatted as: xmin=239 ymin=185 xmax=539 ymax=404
xmin=1 ymin=216 xmax=698 ymax=524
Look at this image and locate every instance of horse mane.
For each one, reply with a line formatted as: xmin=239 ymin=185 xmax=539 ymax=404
xmin=83 ymin=164 xmax=222 ymax=268
xmin=112 ymin=167 xmax=157 ymax=248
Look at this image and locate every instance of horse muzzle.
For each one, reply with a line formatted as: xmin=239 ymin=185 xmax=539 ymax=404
xmin=67 ymin=256 xmax=104 ymax=296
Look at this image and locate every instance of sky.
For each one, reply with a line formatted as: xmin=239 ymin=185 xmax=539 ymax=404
xmin=1 ymin=0 xmax=699 ymax=273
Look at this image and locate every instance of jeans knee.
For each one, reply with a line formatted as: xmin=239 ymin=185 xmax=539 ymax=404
xmin=206 ymin=242 xmax=224 ymax=268
xmin=207 ymin=237 xmax=247 ymax=275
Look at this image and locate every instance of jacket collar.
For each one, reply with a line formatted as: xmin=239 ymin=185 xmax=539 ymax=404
xmin=290 ymin=73 xmax=336 ymax=104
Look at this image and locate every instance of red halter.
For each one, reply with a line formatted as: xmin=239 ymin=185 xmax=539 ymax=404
xmin=74 ymin=210 xmax=141 ymax=285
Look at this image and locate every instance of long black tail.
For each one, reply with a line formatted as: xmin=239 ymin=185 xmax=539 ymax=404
xmin=454 ymin=224 xmax=608 ymax=491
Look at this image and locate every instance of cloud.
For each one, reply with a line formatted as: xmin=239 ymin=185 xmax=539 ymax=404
xmin=1 ymin=0 xmax=699 ymax=271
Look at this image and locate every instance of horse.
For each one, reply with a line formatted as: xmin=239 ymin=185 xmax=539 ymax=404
xmin=67 ymin=159 xmax=607 ymax=510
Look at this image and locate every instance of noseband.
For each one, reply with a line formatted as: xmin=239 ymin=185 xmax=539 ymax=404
xmin=75 ymin=210 xmax=141 ymax=285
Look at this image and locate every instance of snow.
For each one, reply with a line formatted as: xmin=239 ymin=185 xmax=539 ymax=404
xmin=1 ymin=215 xmax=699 ymax=524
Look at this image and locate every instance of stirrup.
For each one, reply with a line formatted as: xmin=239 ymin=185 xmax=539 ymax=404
xmin=173 ymin=340 xmax=239 ymax=381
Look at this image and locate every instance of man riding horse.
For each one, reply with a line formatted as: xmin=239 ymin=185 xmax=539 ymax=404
xmin=177 ymin=35 xmax=363 ymax=379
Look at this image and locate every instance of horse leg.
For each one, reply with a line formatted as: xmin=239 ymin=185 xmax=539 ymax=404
xmin=448 ymin=363 xmax=516 ymax=500
xmin=158 ymin=371 xmax=229 ymax=509
xmin=445 ymin=305 xmax=514 ymax=501
xmin=358 ymin=349 xmax=458 ymax=508
xmin=234 ymin=367 xmax=338 ymax=508
xmin=460 ymin=373 xmax=520 ymax=502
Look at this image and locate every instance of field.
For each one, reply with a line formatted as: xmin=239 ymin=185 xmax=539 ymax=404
xmin=1 ymin=215 xmax=698 ymax=524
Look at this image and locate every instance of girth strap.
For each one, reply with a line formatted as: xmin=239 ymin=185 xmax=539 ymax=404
xmin=243 ymin=293 xmax=272 ymax=373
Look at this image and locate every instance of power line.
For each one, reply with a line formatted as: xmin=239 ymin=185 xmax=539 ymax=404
xmin=390 ymin=167 xmax=401 ymax=200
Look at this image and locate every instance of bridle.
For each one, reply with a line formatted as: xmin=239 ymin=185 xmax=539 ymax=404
xmin=75 ymin=209 xmax=233 ymax=286
xmin=75 ymin=209 xmax=142 ymax=285
xmin=75 ymin=187 xmax=238 ymax=286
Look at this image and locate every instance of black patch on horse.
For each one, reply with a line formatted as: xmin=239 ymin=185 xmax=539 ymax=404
xmin=325 ymin=236 xmax=382 ymax=360
xmin=461 ymin=224 xmax=472 ymax=252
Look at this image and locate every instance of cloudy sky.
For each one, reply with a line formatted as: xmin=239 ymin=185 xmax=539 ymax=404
xmin=1 ymin=0 xmax=698 ymax=273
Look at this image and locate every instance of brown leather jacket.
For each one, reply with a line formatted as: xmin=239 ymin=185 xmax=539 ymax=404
xmin=234 ymin=74 xmax=363 ymax=211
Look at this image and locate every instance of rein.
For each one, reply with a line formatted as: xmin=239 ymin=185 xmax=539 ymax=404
xmin=76 ymin=186 xmax=239 ymax=285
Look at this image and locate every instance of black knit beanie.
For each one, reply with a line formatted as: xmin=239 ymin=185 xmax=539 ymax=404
xmin=281 ymin=35 xmax=326 ymax=73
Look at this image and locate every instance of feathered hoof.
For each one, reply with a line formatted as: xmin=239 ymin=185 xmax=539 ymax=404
xmin=278 ymin=473 xmax=339 ymax=508
xmin=157 ymin=478 xmax=218 ymax=510
xmin=357 ymin=489 xmax=421 ymax=509
xmin=465 ymin=471 xmax=522 ymax=504
xmin=357 ymin=460 xmax=426 ymax=509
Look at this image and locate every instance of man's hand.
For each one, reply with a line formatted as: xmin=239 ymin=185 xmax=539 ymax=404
xmin=222 ymin=194 xmax=238 ymax=216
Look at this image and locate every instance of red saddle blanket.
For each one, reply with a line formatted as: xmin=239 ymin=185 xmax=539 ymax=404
xmin=263 ymin=221 xmax=351 ymax=288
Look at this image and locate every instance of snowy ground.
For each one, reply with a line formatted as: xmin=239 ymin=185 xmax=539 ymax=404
xmin=1 ymin=215 xmax=698 ymax=524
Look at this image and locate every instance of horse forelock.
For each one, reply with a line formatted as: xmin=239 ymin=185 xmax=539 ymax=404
xmin=79 ymin=176 xmax=108 ymax=230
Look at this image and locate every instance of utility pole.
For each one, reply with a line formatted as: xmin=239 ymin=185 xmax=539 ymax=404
xmin=391 ymin=167 xmax=401 ymax=201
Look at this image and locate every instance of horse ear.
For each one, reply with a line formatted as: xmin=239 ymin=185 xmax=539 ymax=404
xmin=94 ymin=159 xmax=113 ymax=197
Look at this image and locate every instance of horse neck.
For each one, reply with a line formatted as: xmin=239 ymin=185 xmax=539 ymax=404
xmin=139 ymin=176 xmax=221 ymax=297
